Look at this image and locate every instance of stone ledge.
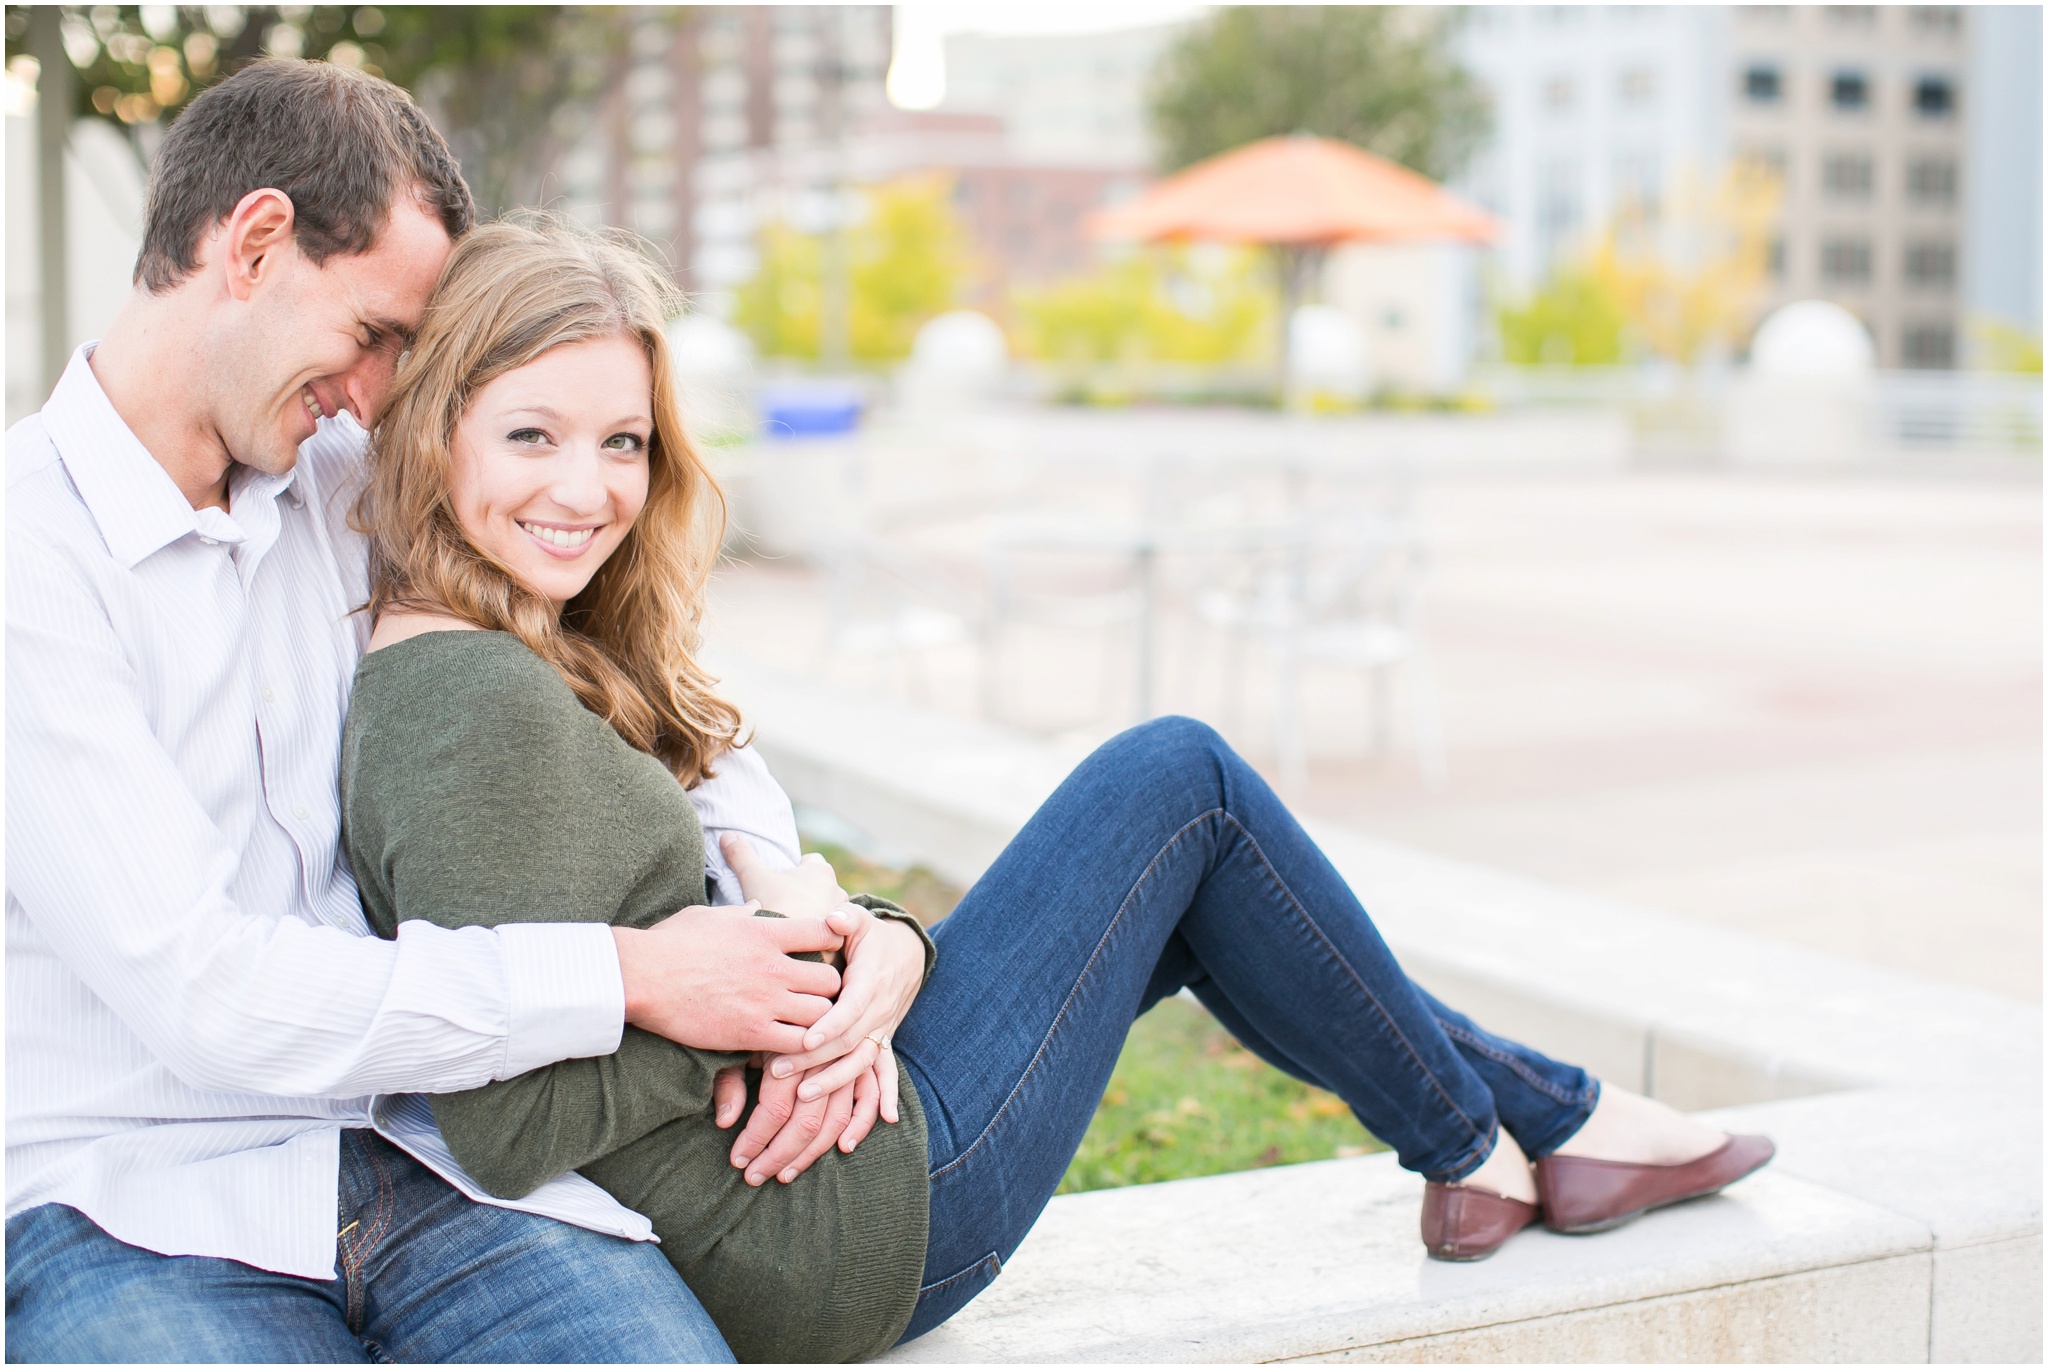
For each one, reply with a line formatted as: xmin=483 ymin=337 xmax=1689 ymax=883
xmin=708 ymin=650 xmax=2042 ymax=1362
xmin=883 ymin=1158 xmax=1931 ymax=1363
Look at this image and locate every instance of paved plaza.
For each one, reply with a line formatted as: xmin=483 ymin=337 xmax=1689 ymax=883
xmin=706 ymin=424 xmax=2041 ymax=1002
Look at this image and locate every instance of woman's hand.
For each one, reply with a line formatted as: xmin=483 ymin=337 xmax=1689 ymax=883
xmin=767 ymin=904 xmax=923 ymax=1105
xmin=721 ymin=833 xmax=850 ymax=918
xmin=717 ymin=1056 xmax=888 ymax=1185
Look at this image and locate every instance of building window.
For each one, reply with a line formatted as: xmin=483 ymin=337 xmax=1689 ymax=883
xmin=1907 ymin=157 xmax=1958 ymax=205
xmin=1822 ymin=153 xmax=1875 ymax=199
xmin=1827 ymin=5 xmax=1878 ymax=25
xmin=1538 ymin=157 xmax=1581 ymax=264
xmin=1831 ymin=70 xmax=1870 ymax=111
xmin=1821 ymin=238 xmax=1873 ymax=284
xmin=1543 ymin=75 xmax=1576 ymax=113
xmin=1910 ymin=7 xmax=1962 ymax=36
xmin=1619 ymin=67 xmax=1657 ymax=107
xmin=1914 ymin=75 xmax=1956 ymax=118
xmin=1744 ymin=64 xmax=1782 ymax=103
xmin=1904 ymin=240 xmax=1957 ymax=287
xmin=1739 ymin=144 xmax=1789 ymax=183
xmin=1902 ymin=323 xmax=1956 ymax=368
xmin=1614 ymin=149 xmax=1662 ymax=218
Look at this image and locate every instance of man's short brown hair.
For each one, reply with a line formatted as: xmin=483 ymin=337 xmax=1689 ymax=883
xmin=135 ymin=59 xmax=474 ymax=292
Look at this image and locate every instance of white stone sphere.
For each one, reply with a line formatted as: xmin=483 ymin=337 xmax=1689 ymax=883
xmin=1288 ymin=305 xmax=1372 ymax=396
xmin=666 ymin=314 xmax=755 ymax=379
xmin=1749 ymin=301 xmax=1876 ymax=379
xmin=910 ymin=310 xmax=1008 ymax=379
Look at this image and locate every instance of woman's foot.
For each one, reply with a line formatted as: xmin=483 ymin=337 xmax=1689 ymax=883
xmin=1550 ymin=1085 xmax=1727 ymax=1166
xmin=1537 ymin=1085 xmax=1773 ymax=1234
xmin=1421 ymin=1127 xmax=1539 ymax=1262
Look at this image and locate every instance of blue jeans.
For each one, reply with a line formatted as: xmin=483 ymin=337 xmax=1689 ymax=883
xmin=893 ymin=717 xmax=1597 ymax=1342
xmin=4 ymin=1129 xmax=733 ymax=1363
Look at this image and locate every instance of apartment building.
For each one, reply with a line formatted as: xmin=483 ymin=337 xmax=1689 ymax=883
xmin=1730 ymin=4 xmax=1968 ymax=367
xmin=1455 ymin=6 xmax=1731 ymax=300
xmin=1459 ymin=4 xmax=2040 ymax=368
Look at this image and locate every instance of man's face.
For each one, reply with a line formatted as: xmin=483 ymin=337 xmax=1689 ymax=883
xmin=215 ymin=196 xmax=451 ymax=475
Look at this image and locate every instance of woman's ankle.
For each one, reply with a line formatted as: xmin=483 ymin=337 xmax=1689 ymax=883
xmin=1452 ymin=1127 xmax=1537 ymax=1204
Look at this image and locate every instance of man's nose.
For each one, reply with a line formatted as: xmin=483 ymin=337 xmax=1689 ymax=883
xmin=340 ymin=352 xmax=399 ymax=425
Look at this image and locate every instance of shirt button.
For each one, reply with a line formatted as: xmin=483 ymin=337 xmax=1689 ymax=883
xmin=261 ymin=685 xmax=276 ymax=703
xmin=293 ymin=803 xmax=310 ymax=820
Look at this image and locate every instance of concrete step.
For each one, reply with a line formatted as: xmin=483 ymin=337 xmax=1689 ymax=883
xmin=707 ymin=649 xmax=2042 ymax=1363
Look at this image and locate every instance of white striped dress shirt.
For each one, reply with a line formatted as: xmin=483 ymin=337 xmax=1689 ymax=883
xmin=7 ymin=347 xmax=802 ymax=1280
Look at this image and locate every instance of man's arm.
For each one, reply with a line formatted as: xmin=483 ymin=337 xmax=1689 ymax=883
xmin=6 ymin=545 xmax=623 ymax=1098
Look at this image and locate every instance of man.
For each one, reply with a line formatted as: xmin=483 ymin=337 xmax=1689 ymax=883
xmin=7 ymin=60 xmax=842 ymax=1362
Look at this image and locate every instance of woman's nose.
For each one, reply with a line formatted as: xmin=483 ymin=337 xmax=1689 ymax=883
xmin=547 ymin=450 xmax=611 ymax=514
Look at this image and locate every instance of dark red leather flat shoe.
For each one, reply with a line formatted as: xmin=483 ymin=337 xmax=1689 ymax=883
xmin=1420 ymin=1182 xmax=1542 ymax=1261
xmin=1534 ymin=1133 xmax=1775 ymax=1235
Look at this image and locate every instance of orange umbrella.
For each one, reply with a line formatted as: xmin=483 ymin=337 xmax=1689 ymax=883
xmin=1090 ymin=135 xmax=1498 ymax=396
xmin=1091 ymin=133 xmax=1499 ymax=248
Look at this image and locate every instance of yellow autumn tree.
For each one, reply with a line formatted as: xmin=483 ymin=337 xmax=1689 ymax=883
xmin=1010 ymin=246 xmax=1276 ymax=366
xmin=734 ymin=174 xmax=975 ymax=362
xmin=1496 ymin=160 xmax=1782 ymax=367
xmin=1589 ymin=160 xmax=1783 ymax=365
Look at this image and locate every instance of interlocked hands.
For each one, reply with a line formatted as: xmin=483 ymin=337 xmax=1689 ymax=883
xmin=711 ymin=834 xmax=927 ymax=1186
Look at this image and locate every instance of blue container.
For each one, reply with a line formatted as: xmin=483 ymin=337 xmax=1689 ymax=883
xmin=758 ymin=383 xmax=864 ymax=439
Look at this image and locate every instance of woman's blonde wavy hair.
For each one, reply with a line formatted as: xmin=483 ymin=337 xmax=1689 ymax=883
xmin=356 ymin=219 xmax=741 ymax=785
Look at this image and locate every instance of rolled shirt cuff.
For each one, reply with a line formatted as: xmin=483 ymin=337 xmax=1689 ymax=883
xmin=497 ymin=922 xmax=626 ymax=1077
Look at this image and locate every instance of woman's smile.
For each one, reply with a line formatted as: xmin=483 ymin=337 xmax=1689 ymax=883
xmin=517 ymin=519 xmax=605 ymax=555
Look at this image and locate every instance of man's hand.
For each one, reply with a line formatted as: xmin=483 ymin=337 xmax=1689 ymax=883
xmin=768 ymin=904 xmax=923 ymax=1105
xmin=612 ymin=904 xmax=843 ymax=1054
xmin=721 ymin=833 xmax=849 ymax=917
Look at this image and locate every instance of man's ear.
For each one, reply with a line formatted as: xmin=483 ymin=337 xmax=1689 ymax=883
xmin=218 ymin=188 xmax=297 ymax=303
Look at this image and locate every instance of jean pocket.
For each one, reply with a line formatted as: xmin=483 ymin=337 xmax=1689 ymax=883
xmin=901 ymin=1250 xmax=1004 ymax=1344
xmin=921 ymin=1249 xmax=1001 ymax=1299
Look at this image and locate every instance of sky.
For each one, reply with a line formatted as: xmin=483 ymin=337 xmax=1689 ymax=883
xmin=888 ymin=2 xmax=1210 ymax=108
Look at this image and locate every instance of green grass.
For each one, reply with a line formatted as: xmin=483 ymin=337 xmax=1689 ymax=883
xmin=801 ymin=835 xmax=1387 ymax=1193
xmin=1057 ymin=995 xmax=1384 ymax=1193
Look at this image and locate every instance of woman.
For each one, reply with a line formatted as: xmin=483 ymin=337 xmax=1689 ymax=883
xmin=341 ymin=222 xmax=1772 ymax=1364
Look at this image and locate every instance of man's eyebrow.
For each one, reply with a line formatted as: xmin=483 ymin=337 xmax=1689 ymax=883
xmin=370 ymin=316 xmax=416 ymax=346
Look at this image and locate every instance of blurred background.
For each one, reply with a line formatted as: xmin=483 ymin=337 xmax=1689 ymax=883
xmin=7 ymin=6 xmax=2041 ymax=1023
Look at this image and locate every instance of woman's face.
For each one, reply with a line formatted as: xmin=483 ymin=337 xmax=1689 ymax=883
xmin=448 ymin=335 xmax=654 ymax=606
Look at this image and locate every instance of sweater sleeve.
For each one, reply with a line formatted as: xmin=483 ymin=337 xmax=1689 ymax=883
xmin=345 ymin=643 xmax=743 ymax=1198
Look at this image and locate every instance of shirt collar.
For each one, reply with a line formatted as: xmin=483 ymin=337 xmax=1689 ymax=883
xmin=40 ymin=344 xmax=300 ymax=568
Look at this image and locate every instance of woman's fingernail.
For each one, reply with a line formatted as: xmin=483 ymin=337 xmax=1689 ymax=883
xmin=771 ymin=1059 xmax=792 ymax=1078
xmin=798 ymin=1083 xmax=819 ymax=1101
xmin=779 ymin=1169 xmax=796 ymax=1183
xmin=804 ymin=1032 xmax=822 ymax=1049
xmin=746 ymin=1171 xmax=763 ymax=1185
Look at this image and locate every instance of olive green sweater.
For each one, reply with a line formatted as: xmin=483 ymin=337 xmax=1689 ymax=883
xmin=339 ymin=630 xmax=931 ymax=1363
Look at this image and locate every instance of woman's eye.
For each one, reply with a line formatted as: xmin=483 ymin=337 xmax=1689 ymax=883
xmin=507 ymin=428 xmax=548 ymax=446
xmin=602 ymin=432 xmax=647 ymax=453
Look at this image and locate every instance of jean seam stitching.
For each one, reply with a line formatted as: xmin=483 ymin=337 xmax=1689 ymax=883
xmin=1438 ymin=1019 xmax=1592 ymax=1105
xmin=1218 ymin=811 xmax=1495 ymax=1163
xmin=928 ymin=809 xmax=1223 ymax=1182
xmin=342 ymin=1139 xmax=395 ymax=1334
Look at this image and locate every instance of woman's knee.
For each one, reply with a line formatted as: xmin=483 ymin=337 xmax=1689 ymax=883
xmin=1111 ymin=715 xmax=1233 ymax=776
